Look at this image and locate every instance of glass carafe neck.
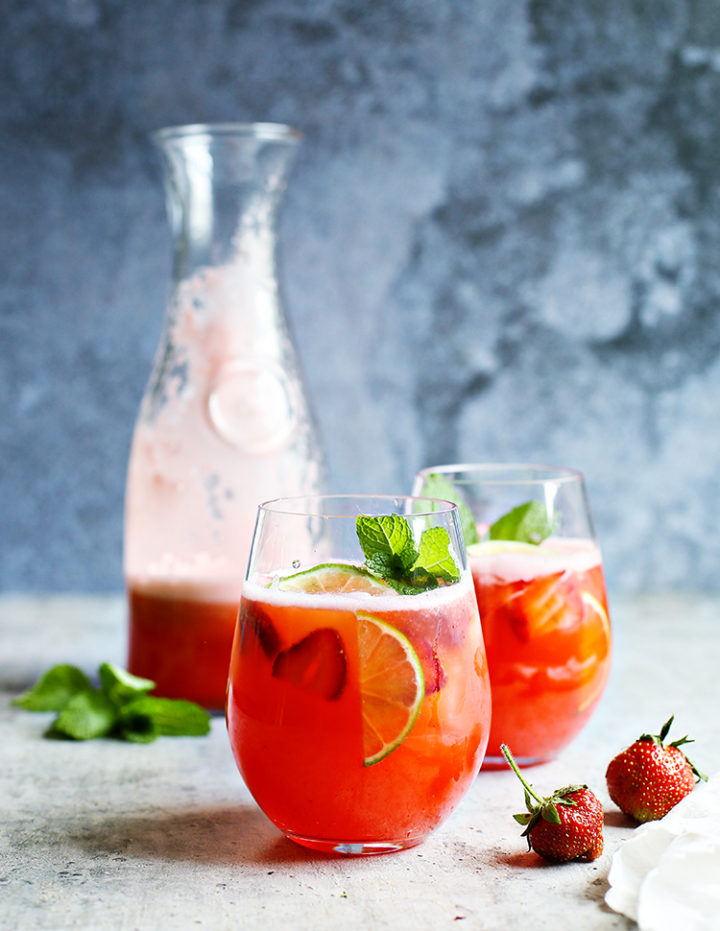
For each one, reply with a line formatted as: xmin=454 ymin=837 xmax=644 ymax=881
xmin=153 ymin=123 xmax=301 ymax=281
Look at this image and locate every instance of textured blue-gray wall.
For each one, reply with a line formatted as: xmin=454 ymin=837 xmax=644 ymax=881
xmin=3 ymin=0 xmax=720 ymax=593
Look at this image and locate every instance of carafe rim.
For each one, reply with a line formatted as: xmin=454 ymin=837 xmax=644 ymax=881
xmin=152 ymin=122 xmax=303 ymax=145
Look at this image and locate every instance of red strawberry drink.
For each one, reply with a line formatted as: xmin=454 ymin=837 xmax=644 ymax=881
xmin=470 ymin=537 xmax=610 ymax=765
xmin=226 ymin=495 xmax=492 ymax=855
xmin=229 ymin=577 xmax=490 ymax=852
xmin=126 ymin=575 xmax=240 ymax=710
xmin=414 ymin=465 xmax=612 ymax=767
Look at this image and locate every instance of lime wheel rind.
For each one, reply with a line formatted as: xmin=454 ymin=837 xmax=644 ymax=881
xmin=357 ymin=611 xmax=425 ymax=767
xmin=277 ymin=563 xmax=394 ymax=595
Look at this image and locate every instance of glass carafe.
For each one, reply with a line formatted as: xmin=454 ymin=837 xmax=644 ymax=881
xmin=123 ymin=123 xmax=325 ymax=711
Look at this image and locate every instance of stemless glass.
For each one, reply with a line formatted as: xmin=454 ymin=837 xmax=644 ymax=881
xmin=226 ymin=494 xmax=491 ymax=855
xmin=412 ymin=465 xmax=612 ymax=768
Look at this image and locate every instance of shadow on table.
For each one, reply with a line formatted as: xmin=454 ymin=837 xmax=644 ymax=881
xmin=603 ymin=809 xmax=635 ymax=828
xmin=72 ymin=804 xmax=330 ymax=867
xmin=497 ymin=850 xmax=554 ymax=869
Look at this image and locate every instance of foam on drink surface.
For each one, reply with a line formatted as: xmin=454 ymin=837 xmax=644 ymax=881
xmin=469 ymin=538 xmax=603 ymax=583
xmin=243 ymin=568 xmax=475 ymax=613
xmin=127 ymin=551 xmax=244 ymax=603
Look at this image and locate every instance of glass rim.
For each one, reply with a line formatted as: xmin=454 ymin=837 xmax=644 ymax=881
xmin=415 ymin=462 xmax=585 ymax=486
xmin=151 ymin=122 xmax=303 ymax=145
xmin=258 ymin=493 xmax=460 ymax=519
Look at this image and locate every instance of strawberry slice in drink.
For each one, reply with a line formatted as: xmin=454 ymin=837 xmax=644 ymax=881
xmin=240 ymin=602 xmax=281 ymax=658
xmin=272 ymin=628 xmax=347 ymax=700
xmin=410 ymin=637 xmax=447 ymax=695
xmin=505 ymin=571 xmax=583 ymax=642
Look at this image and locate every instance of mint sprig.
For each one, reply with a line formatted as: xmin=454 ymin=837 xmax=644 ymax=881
xmin=11 ymin=664 xmax=91 ymax=711
xmin=356 ymin=514 xmax=460 ymax=594
xmin=98 ymin=662 xmax=155 ymax=705
xmin=420 ymin=473 xmax=480 ymax=546
xmin=489 ymin=500 xmax=555 ymax=544
xmin=118 ymin=697 xmax=212 ymax=743
xmin=414 ymin=525 xmax=461 ymax=583
xmin=420 ymin=474 xmax=556 ymax=548
xmin=356 ymin=514 xmax=418 ymax=581
xmin=48 ymin=689 xmax=117 ymax=741
xmin=12 ymin=662 xmax=211 ymax=742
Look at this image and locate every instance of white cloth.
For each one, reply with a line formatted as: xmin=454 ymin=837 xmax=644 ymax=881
xmin=605 ymin=773 xmax=720 ymax=930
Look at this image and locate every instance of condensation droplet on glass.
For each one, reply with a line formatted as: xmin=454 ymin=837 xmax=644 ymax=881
xmin=292 ymin=559 xmax=301 ymax=569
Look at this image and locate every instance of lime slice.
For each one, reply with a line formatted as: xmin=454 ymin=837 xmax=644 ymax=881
xmin=576 ymin=591 xmax=611 ymax=713
xmin=466 ymin=540 xmax=542 ymax=557
xmin=580 ymin=591 xmax=611 ymax=642
xmin=357 ymin=611 xmax=424 ymax=766
xmin=277 ymin=563 xmax=394 ymax=595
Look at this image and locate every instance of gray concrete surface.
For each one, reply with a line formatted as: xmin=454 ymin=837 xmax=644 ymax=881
xmin=2 ymin=592 xmax=719 ymax=929
xmin=3 ymin=2 xmax=720 ymax=593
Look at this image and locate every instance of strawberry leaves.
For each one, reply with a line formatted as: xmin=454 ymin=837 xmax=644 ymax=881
xmin=513 ymin=784 xmax=586 ymax=836
xmin=505 ymin=743 xmax=585 ymax=838
xmin=642 ymin=715 xmax=706 ymax=780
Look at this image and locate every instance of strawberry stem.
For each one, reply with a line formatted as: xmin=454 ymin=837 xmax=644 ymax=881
xmin=640 ymin=716 xmax=708 ymax=783
xmin=500 ymin=743 xmax=546 ymax=806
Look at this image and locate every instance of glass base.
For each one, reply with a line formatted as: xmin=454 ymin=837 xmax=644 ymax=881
xmin=285 ymin=831 xmax=424 ymax=856
xmin=482 ymin=754 xmax=552 ymax=770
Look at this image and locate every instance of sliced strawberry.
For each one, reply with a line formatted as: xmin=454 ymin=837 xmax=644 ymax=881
xmin=412 ymin=637 xmax=447 ymax=695
xmin=240 ymin=601 xmax=280 ymax=658
xmin=505 ymin=572 xmax=583 ymax=642
xmin=473 ymin=577 xmax=526 ymax=620
xmin=272 ymin=628 xmax=347 ymax=700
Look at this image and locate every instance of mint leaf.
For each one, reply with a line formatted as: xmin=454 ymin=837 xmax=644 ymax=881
xmin=412 ymin=526 xmax=460 ymax=584
xmin=14 ymin=661 xmax=211 ymax=744
xmin=356 ymin=514 xmax=460 ymax=593
xmin=48 ymin=689 xmax=117 ymax=740
xmin=12 ymin=665 xmax=91 ymax=711
xmin=98 ymin=662 xmax=155 ymax=706
xmin=119 ymin=697 xmax=211 ymax=738
xmin=489 ymin=500 xmax=555 ymax=544
xmin=118 ymin=716 xmax=158 ymax=744
xmin=356 ymin=514 xmax=418 ymax=578
xmin=382 ymin=574 xmax=437 ymax=595
xmin=420 ymin=473 xmax=480 ymax=546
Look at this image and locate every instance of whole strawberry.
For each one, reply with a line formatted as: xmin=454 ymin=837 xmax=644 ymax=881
xmin=606 ymin=715 xmax=707 ymax=823
xmin=501 ymin=744 xmax=604 ymax=862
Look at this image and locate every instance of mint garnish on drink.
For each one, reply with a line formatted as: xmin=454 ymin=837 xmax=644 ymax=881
xmin=421 ymin=473 xmax=556 ymax=547
xmin=488 ymin=500 xmax=555 ymax=544
xmin=355 ymin=514 xmax=460 ymax=594
xmin=12 ymin=662 xmax=211 ymax=742
xmin=419 ymin=473 xmax=480 ymax=546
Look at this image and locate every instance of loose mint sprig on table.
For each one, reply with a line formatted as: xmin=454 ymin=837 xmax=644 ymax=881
xmin=12 ymin=662 xmax=211 ymax=742
xmin=355 ymin=514 xmax=460 ymax=594
xmin=421 ymin=473 xmax=556 ymax=546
